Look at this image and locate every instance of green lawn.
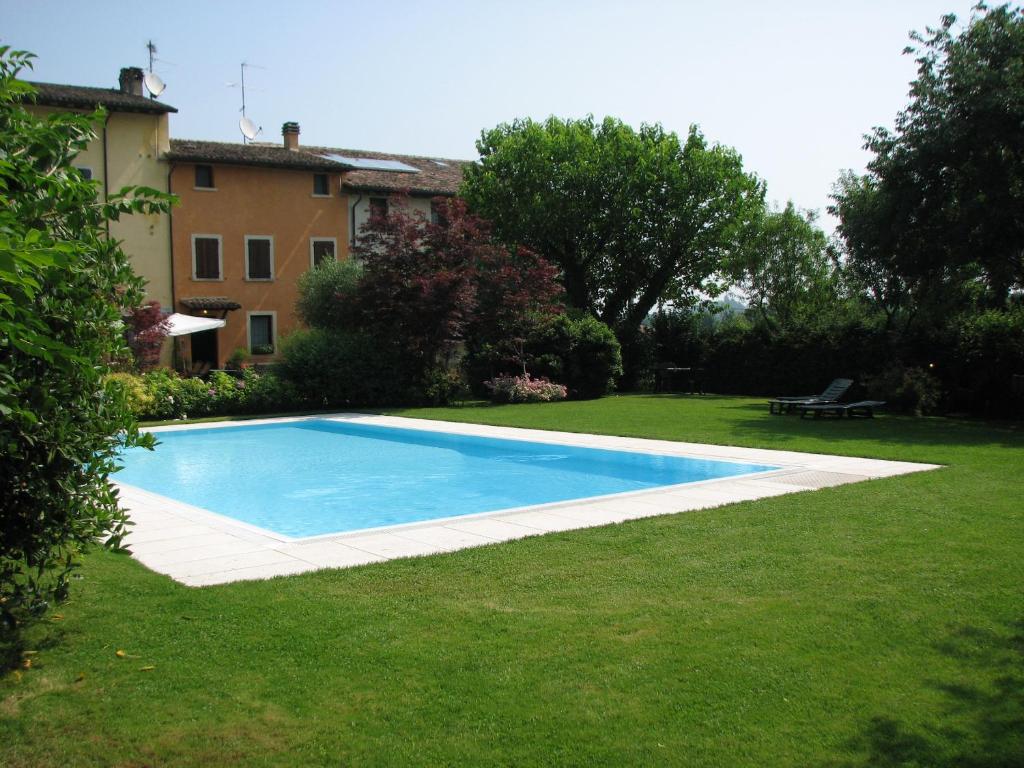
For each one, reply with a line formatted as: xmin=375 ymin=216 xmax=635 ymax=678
xmin=2 ymin=395 xmax=1022 ymax=767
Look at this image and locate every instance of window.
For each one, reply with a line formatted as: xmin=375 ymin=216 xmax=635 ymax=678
xmin=245 ymin=236 xmax=274 ymax=280
xmin=248 ymin=313 xmax=275 ymax=355
xmin=75 ymin=166 xmax=93 ymax=181
xmin=369 ymin=196 xmax=388 ymax=219
xmin=310 ymin=238 xmax=337 ymax=267
xmin=195 ymin=164 xmax=214 ymax=189
xmin=312 ymin=173 xmax=330 ymax=196
xmin=430 ymin=200 xmax=443 ymax=225
xmin=192 ymin=235 xmax=222 ymax=280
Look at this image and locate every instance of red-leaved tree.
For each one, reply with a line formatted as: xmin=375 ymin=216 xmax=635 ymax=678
xmin=470 ymin=227 xmax=563 ymax=375
xmin=354 ymin=197 xmax=563 ymax=376
xmin=126 ymin=300 xmax=170 ymax=371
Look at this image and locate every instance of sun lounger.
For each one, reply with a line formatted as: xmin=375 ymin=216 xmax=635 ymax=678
xmin=798 ymin=400 xmax=886 ymax=419
xmin=769 ymin=378 xmax=854 ymax=414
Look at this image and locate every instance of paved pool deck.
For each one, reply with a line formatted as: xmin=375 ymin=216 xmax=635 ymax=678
xmin=117 ymin=413 xmax=940 ymax=587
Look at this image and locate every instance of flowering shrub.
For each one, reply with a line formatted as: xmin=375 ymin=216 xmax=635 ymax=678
xmin=483 ymin=373 xmax=567 ymax=404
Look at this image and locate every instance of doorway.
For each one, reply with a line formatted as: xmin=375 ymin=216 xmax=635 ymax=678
xmin=190 ymin=329 xmax=219 ymax=369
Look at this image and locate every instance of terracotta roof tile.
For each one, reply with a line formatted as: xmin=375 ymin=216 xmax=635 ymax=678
xmin=167 ymin=138 xmax=471 ymax=195
xmin=28 ymin=81 xmax=177 ymax=115
xmin=167 ymin=139 xmax=350 ymax=172
xmin=307 ymin=145 xmax=471 ymax=197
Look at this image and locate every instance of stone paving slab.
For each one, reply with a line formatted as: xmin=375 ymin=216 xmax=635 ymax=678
xmin=117 ymin=413 xmax=941 ymax=586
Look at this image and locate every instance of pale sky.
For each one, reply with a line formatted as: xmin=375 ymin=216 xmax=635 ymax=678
xmin=3 ymin=0 xmax=981 ymax=230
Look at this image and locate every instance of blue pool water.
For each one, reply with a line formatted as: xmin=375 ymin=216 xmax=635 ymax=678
xmin=117 ymin=420 xmax=778 ymax=538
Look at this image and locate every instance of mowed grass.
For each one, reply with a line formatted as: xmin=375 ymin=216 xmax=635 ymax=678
xmin=2 ymin=395 xmax=1022 ymax=767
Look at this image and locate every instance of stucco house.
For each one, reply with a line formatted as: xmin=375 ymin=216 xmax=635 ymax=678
xmin=164 ymin=132 xmax=350 ymax=369
xmin=165 ymin=124 xmax=468 ymax=368
xmin=325 ymin=144 xmax=469 ymax=250
xmin=27 ymin=68 xmax=177 ymax=312
xmin=26 ymin=69 xmax=470 ymax=371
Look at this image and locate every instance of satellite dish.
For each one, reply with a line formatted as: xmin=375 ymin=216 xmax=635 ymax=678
xmin=144 ymin=71 xmax=165 ymax=97
xmin=239 ymin=116 xmax=261 ymax=141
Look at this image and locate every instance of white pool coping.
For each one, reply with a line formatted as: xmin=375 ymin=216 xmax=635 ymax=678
xmin=116 ymin=413 xmax=940 ymax=587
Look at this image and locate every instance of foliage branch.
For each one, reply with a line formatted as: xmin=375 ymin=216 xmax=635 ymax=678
xmin=0 ymin=47 xmax=173 ymax=638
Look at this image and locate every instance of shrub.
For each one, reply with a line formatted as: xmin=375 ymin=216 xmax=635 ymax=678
xmin=422 ymin=366 xmax=471 ymax=406
xmin=530 ymin=314 xmax=622 ymax=399
xmin=295 ymin=258 xmax=363 ymax=332
xmin=106 ymin=372 xmax=156 ymax=418
xmin=278 ymin=328 xmax=416 ymax=406
xmin=950 ymin=307 xmax=1024 ymax=415
xmin=105 ymin=369 xmax=302 ymax=422
xmin=226 ymin=347 xmax=250 ymax=370
xmin=135 ymin=368 xmax=181 ymax=420
xmin=484 ymin=374 xmax=567 ymax=404
xmin=647 ymin=306 xmax=886 ymax=398
xmin=864 ymin=363 xmax=942 ymax=416
xmin=1 ymin=49 xmax=172 ymax=633
xmin=162 ymin=375 xmax=210 ymax=419
xmin=239 ymin=366 xmax=302 ymax=414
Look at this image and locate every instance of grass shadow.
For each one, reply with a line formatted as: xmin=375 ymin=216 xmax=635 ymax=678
xmin=837 ymin=620 xmax=1024 ymax=768
xmin=726 ymin=403 xmax=1024 ymax=452
xmin=1 ymin=621 xmax=66 ymax=673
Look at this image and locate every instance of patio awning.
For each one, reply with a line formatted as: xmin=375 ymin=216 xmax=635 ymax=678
xmin=165 ymin=312 xmax=226 ymax=337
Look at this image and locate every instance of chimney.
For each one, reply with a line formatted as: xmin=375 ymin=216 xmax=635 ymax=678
xmin=283 ymin=122 xmax=300 ymax=151
xmin=118 ymin=67 xmax=144 ymax=96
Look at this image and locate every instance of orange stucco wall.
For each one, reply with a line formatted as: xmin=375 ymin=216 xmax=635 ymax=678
xmin=171 ymin=162 xmax=347 ymax=368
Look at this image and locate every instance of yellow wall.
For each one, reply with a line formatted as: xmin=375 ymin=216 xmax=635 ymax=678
xmin=28 ymin=105 xmax=173 ymax=309
xmin=171 ymin=163 xmax=348 ymax=368
xmin=107 ymin=112 xmax=173 ymax=308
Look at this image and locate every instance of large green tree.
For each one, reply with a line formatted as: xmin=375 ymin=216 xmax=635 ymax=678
xmin=728 ymin=202 xmax=837 ymax=331
xmin=833 ymin=4 xmax=1024 ymax=308
xmin=461 ymin=116 xmax=765 ymax=353
xmin=0 ymin=48 xmax=170 ymax=638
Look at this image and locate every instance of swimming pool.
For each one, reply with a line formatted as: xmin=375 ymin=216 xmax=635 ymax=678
xmin=117 ymin=419 xmax=779 ymax=538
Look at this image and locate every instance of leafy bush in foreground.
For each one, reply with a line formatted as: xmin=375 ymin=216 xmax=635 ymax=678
xmin=0 ymin=48 xmax=171 ymax=636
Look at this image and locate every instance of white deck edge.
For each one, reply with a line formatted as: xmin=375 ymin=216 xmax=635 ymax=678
xmin=117 ymin=413 xmax=940 ymax=586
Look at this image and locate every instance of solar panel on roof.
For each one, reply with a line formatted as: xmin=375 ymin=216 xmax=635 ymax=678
xmin=320 ymin=154 xmax=421 ymax=173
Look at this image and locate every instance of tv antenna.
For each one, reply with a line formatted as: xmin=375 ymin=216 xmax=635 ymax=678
xmin=228 ymin=62 xmax=263 ymax=143
xmin=143 ymin=40 xmax=166 ymax=98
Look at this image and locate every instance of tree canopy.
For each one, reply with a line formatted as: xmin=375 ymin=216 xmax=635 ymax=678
xmin=283 ymin=197 xmax=564 ymax=405
xmin=461 ymin=116 xmax=765 ymax=347
xmin=832 ymin=4 xmax=1024 ymax=309
xmin=354 ymin=197 xmax=563 ymax=374
xmin=728 ymin=203 xmax=837 ymax=331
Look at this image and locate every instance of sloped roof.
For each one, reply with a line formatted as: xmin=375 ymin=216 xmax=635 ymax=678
xmin=167 ymin=139 xmax=351 ymax=172
xmin=28 ymin=81 xmax=177 ymax=115
xmin=167 ymin=138 xmax=471 ymax=195
xmin=308 ymin=146 xmax=471 ymax=197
